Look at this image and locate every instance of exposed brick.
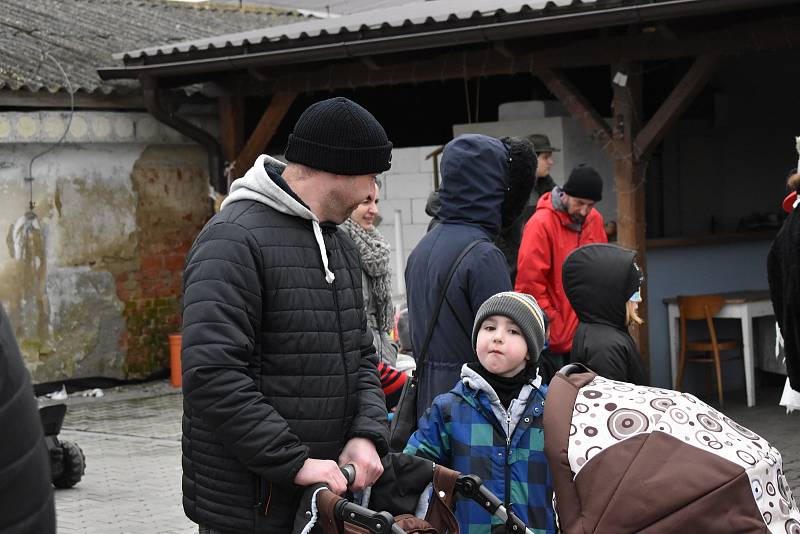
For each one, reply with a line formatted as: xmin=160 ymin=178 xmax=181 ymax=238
xmin=164 ymin=254 xmax=185 ymax=271
xmin=140 ymin=255 xmax=163 ymax=271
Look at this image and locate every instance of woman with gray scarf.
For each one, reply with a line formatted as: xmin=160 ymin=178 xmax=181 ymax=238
xmin=342 ymin=181 xmax=406 ymax=407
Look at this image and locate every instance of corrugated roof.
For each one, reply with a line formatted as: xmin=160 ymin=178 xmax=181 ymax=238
xmin=212 ymin=0 xmax=407 ymax=17
xmin=118 ymin=0 xmax=596 ymax=60
xmin=0 ymin=0 xmax=304 ymax=94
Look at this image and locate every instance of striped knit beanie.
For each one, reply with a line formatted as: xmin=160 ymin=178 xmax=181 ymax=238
xmin=472 ymin=292 xmax=547 ymax=366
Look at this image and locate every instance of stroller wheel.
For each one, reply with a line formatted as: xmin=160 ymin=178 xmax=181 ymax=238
xmin=53 ymin=440 xmax=85 ymax=489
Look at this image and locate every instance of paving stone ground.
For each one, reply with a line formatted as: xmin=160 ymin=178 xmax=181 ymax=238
xmin=51 ymin=382 xmax=193 ymax=534
xmin=50 ymin=378 xmax=800 ymax=533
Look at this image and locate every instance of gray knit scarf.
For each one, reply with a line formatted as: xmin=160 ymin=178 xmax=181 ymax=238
xmin=341 ymin=218 xmax=394 ymax=333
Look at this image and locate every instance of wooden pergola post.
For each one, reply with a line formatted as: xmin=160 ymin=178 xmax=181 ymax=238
xmin=218 ymin=94 xmax=245 ymax=181
xmin=535 ymin=53 xmax=721 ymax=378
xmin=610 ymin=60 xmax=650 ymax=371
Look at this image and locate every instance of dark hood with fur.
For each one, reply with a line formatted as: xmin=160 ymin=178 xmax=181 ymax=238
xmin=563 ymin=244 xmax=642 ymax=328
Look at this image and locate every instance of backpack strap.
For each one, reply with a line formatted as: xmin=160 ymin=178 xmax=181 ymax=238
xmin=415 ymin=240 xmax=482 ymax=379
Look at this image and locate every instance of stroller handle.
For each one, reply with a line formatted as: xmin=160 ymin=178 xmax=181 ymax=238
xmin=456 ymin=474 xmax=535 ymax=534
xmin=340 ymin=464 xmax=356 ymax=486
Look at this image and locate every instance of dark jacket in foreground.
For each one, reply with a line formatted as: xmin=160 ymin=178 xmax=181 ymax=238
xmin=181 ymin=155 xmax=389 ymax=533
xmin=562 ymin=243 xmax=646 ymax=385
xmin=768 ymin=203 xmax=800 ymax=390
xmin=0 ymin=304 xmax=56 ymax=534
xmin=405 ymin=135 xmax=513 ymax=414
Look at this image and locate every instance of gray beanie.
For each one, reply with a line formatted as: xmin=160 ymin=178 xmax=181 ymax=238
xmin=472 ymin=292 xmax=547 ymax=365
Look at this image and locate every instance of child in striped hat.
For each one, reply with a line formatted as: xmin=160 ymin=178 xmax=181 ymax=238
xmin=404 ymin=291 xmax=555 ymax=533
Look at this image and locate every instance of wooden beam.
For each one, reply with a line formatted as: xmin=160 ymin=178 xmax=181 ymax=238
xmin=533 ymin=67 xmax=614 ymax=157
xmin=635 ymin=52 xmax=721 ymax=156
xmin=610 ymin=59 xmax=651 ymax=374
xmin=195 ymin=14 xmax=800 ymax=97
xmin=218 ymin=95 xmax=245 ymax=163
xmin=230 ymin=92 xmax=296 ymax=181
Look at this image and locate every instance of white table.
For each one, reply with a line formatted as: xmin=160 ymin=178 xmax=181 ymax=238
xmin=665 ymin=290 xmax=773 ymax=408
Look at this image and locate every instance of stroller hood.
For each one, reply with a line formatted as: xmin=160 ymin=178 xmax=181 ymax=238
xmin=563 ymin=244 xmax=641 ymax=328
xmin=544 ymin=366 xmax=799 ymax=533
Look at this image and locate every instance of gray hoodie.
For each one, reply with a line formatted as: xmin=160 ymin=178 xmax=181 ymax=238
xmin=221 ymin=154 xmax=336 ymax=283
xmin=460 ymin=363 xmax=543 ymax=438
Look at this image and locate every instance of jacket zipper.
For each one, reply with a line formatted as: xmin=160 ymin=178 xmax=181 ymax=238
xmin=504 ymin=410 xmax=512 ymax=507
xmin=474 ymin=400 xmax=514 ymax=511
xmin=329 ymin=246 xmax=350 ymax=427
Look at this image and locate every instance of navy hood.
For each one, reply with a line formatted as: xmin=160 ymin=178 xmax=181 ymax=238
xmin=437 ymin=134 xmax=509 ymax=238
xmin=563 ymin=244 xmax=642 ymax=328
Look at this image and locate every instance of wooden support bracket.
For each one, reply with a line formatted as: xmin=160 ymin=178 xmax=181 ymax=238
xmin=533 ymin=67 xmax=614 ymax=157
xmin=635 ymin=52 xmax=721 ymax=157
xmin=230 ymin=91 xmax=297 ymax=182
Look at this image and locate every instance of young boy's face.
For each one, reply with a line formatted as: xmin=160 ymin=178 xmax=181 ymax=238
xmin=475 ymin=315 xmax=529 ymax=378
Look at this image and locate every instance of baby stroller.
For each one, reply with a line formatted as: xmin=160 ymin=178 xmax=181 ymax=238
xmin=292 ymin=453 xmax=534 ymax=534
xmin=544 ymin=364 xmax=800 ymax=533
xmin=39 ymin=403 xmax=85 ymax=489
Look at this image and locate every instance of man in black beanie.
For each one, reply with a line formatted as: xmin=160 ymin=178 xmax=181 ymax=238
xmin=181 ymin=97 xmax=392 ymax=533
xmin=515 ymin=164 xmax=607 ymax=384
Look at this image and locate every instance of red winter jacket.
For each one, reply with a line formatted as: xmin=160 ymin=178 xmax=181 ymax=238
xmin=515 ymin=191 xmax=607 ymax=354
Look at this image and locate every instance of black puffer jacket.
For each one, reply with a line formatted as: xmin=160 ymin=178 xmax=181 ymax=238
xmin=0 ymin=304 xmax=56 ymax=534
xmin=768 ymin=201 xmax=800 ymax=390
xmin=181 ymin=155 xmax=389 ymax=533
xmin=562 ymin=244 xmax=646 ymax=385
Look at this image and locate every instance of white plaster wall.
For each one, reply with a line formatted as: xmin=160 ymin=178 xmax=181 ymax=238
xmin=0 ymin=110 xmax=214 ymax=380
xmin=377 ymin=145 xmax=439 ymax=300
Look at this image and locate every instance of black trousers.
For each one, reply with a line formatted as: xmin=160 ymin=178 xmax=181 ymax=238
xmin=538 ymin=349 xmax=569 ymax=385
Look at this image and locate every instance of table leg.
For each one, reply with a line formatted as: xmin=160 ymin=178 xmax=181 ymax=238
xmin=668 ymin=304 xmax=679 ymax=389
xmin=741 ymin=311 xmax=756 ymax=407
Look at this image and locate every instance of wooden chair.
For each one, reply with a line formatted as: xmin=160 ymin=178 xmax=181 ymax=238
xmin=674 ymin=295 xmax=742 ymax=407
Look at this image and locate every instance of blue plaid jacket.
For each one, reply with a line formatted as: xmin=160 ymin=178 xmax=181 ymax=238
xmin=404 ymin=377 xmax=555 ymax=534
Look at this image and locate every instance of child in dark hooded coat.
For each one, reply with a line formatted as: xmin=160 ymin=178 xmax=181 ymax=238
xmin=562 ymin=243 xmax=646 ymax=384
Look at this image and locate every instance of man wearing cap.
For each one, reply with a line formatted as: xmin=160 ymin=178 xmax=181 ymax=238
xmin=515 ymin=164 xmax=608 ymax=383
xmin=181 ymin=97 xmax=391 ymax=533
xmin=497 ymin=134 xmax=559 ymax=283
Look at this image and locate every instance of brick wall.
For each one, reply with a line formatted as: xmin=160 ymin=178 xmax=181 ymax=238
xmin=115 ymin=147 xmax=212 ymax=377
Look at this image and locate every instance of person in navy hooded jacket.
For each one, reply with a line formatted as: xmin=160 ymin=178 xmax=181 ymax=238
xmin=405 ymin=134 xmax=537 ymax=414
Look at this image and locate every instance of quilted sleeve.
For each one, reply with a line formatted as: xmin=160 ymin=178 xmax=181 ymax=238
xmin=347 ymin=327 xmax=390 ymax=456
xmin=181 ymin=221 xmax=309 ymax=483
xmin=403 ymin=400 xmax=451 ymax=465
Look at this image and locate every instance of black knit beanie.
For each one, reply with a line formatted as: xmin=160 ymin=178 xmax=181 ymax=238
xmin=284 ymin=97 xmax=393 ymax=175
xmin=472 ymin=291 xmax=546 ymax=371
xmin=562 ymin=164 xmax=603 ymax=201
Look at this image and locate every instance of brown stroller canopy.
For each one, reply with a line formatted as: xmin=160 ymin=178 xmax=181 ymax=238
xmin=544 ymin=364 xmax=800 ymax=534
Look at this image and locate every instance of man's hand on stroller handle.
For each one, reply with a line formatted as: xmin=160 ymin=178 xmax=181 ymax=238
xmin=338 ymin=437 xmax=383 ymax=491
xmin=294 ymin=459 xmax=348 ymax=495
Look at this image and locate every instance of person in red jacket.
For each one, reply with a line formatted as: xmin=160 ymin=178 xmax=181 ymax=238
xmin=515 ymin=164 xmax=608 ymax=383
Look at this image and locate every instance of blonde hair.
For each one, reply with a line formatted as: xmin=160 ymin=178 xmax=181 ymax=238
xmin=788 ymin=173 xmax=800 ymax=193
xmin=626 ymin=300 xmax=644 ymax=326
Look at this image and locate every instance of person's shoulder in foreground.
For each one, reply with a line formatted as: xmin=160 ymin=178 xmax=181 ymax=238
xmin=0 ymin=303 xmax=56 ymax=534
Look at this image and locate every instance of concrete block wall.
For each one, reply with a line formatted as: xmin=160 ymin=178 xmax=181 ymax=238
xmin=377 ymin=145 xmax=439 ymax=301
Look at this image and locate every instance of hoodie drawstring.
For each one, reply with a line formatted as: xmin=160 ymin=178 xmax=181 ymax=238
xmin=312 ymin=220 xmax=336 ymax=284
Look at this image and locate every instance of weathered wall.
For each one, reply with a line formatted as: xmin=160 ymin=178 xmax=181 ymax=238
xmin=0 ymin=111 xmax=213 ymax=382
